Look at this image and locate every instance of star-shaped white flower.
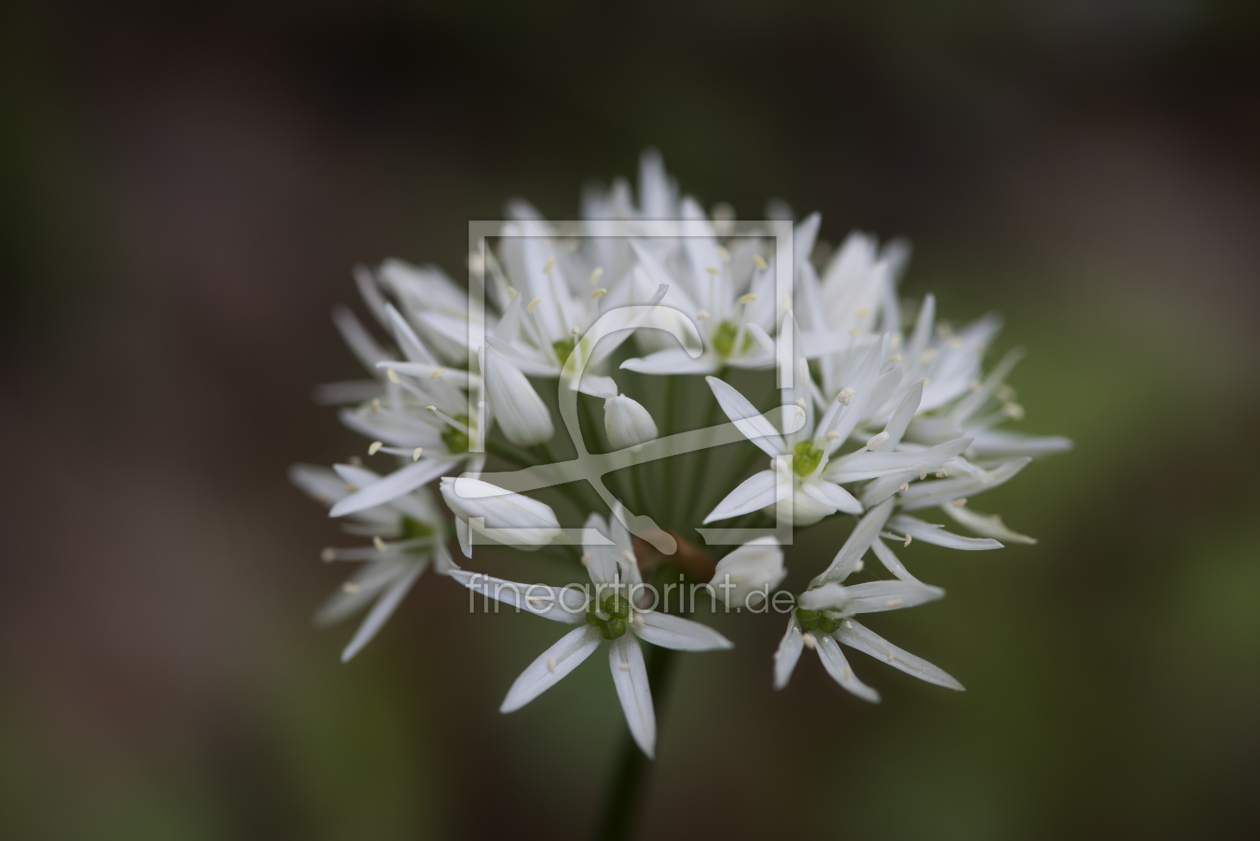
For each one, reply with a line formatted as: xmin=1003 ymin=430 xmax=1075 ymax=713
xmin=291 ymin=463 xmax=457 ymax=661
xmin=450 ymin=510 xmax=732 ymax=757
xmin=773 ymin=499 xmax=964 ymax=700
xmin=701 ymin=338 xmax=972 ymax=527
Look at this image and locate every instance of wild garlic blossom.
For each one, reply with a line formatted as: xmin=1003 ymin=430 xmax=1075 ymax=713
xmin=292 ymin=149 xmax=1069 ymax=760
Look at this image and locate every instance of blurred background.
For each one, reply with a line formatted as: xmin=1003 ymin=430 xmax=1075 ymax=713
xmin=2 ymin=0 xmax=1259 ymax=838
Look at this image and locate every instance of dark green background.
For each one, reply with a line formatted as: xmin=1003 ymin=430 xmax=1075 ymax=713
xmin=2 ymin=1 xmax=1258 ymax=838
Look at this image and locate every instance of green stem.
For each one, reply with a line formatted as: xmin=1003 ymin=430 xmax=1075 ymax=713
xmin=594 ymin=646 xmax=677 ymax=841
xmin=660 ymin=376 xmax=679 ymax=528
xmin=684 ymin=377 xmax=724 ymax=526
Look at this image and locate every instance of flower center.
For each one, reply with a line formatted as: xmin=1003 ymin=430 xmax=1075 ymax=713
xmin=402 ymin=516 xmax=435 ymax=540
xmin=795 ymin=607 xmax=842 ymax=635
xmin=711 ymin=320 xmax=753 ymax=358
xmin=440 ymin=413 xmax=471 ymax=454
xmin=552 ymin=339 xmax=575 ymax=366
xmin=586 ymin=592 xmax=632 ymax=640
xmin=792 ymin=440 xmax=824 ymax=477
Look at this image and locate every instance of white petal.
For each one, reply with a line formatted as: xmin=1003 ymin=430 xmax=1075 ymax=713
xmin=841 ymin=580 xmax=945 ymax=614
xmin=634 ymin=612 xmax=733 ymax=651
xmin=332 ymin=305 xmax=392 ymax=372
xmin=813 ymin=497 xmax=895 ymax=586
xmin=500 ymin=625 xmax=604 ymax=713
xmin=341 ymin=563 xmax=425 ymax=661
xmin=329 ymin=458 xmax=459 ymax=518
xmin=822 ymin=437 xmax=971 ymax=483
xmin=889 ymin=514 xmax=1004 ymax=550
xmin=773 ymin=618 xmax=804 ymax=690
xmin=940 ymin=504 xmax=1037 ymax=545
xmin=449 ymin=569 xmax=586 ymax=623
xmin=816 ymin=634 xmax=881 ymax=703
xmin=836 ymin=619 xmax=964 ymax=690
xmin=702 ymin=470 xmax=778 ymax=524
xmin=604 ymin=394 xmax=658 ymax=450
xmin=620 ymin=347 xmax=715 ymax=375
xmin=897 ymin=458 xmax=1031 ymax=511
xmin=704 ymin=377 xmax=787 ymax=456
xmin=870 ymin=538 xmax=922 ymax=583
xmin=876 ymin=380 xmax=923 ymax=450
xmin=577 ymin=373 xmax=620 ymax=399
xmin=966 ymin=429 xmax=1074 ymax=458
xmin=801 ymin=479 xmax=863 ymax=514
xmin=709 ymin=537 xmax=785 ymax=607
xmin=609 ymin=635 xmax=656 ymax=758
xmin=484 ymin=346 xmax=555 ymax=447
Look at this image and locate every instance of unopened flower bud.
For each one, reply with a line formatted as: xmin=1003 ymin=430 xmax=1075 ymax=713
xmin=484 ymin=346 xmax=554 ymax=446
xmin=603 ymin=394 xmax=658 ymax=450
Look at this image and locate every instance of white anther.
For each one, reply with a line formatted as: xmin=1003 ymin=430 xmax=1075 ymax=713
xmin=429 ymin=369 xmax=443 ymax=379
xmin=825 ymin=431 xmax=840 ymax=441
xmin=570 ymin=327 xmax=581 ymax=337
xmin=837 ymin=387 xmax=855 ymax=405
xmin=542 ymin=256 xmax=554 ymax=275
xmin=632 ymin=614 xmax=644 ymax=630
xmin=844 ymin=619 xmax=853 ymax=628
xmin=923 ymin=378 xmax=931 ymax=387
xmin=370 ymin=398 xmax=382 ymax=413
xmin=507 ymin=286 xmax=518 ymax=298
xmin=591 ymin=288 xmax=607 ymax=300
xmin=919 ymin=468 xmax=927 ymax=480
xmin=952 ymin=498 xmax=968 ymax=507
xmin=801 ymin=632 xmax=817 ymax=649
xmin=526 ymin=596 xmax=542 ymax=606
xmin=546 ymin=657 xmax=556 ymax=673
xmin=368 ymin=441 xmax=383 ymax=455
xmin=412 ymin=448 xmax=423 ymax=460
xmin=373 ymin=536 xmax=387 ymax=552
xmin=794 ymin=398 xmax=806 ymax=409
xmin=386 ymin=368 xmax=399 ymax=384
xmin=752 ymin=254 xmax=767 ymax=271
xmin=842 ymin=666 xmax=852 ymax=680
xmin=343 ymin=483 xmax=358 ymax=493
xmin=935 ymin=468 xmax=947 ymax=478
xmin=947 ymin=338 xmax=964 ymax=349
xmin=920 ymin=349 xmax=938 ymax=363
xmin=622 ymin=550 xmax=636 ymax=564
xmin=904 ymin=533 xmax=913 ymax=547
xmin=855 ymin=308 xmax=871 ymax=319
xmin=618 ymin=661 xmax=631 ymax=671
xmin=886 ymin=649 xmax=895 ymax=662
xmin=696 ymin=310 xmax=711 ymax=320
xmin=347 ymin=456 xmax=362 ymax=467
xmin=526 ymin=297 xmax=542 ymax=313
xmin=885 ymin=598 xmax=903 ymax=608
xmin=579 ymin=551 xmax=591 ymax=566
xmin=425 ymin=405 xmax=437 ymax=413
xmin=715 ymin=245 xmax=731 ymax=263
xmin=589 ymin=267 xmax=603 ymax=285
xmin=866 ymin=431 xmax=889 ymax=449
xmin=854 ymin=559 xmax=865 ymax=572
xmin=739 ymin=293 xmax=758 ymax=305
xmin=890 ymin=333 xmax=902 ymax=348
xmin=704 ymin=266 xmax=720 ymax=276
xmin=889 ymin=353 xmax=902 ymax=362
xmin=1004 ymin=403 xmax=1025 ymax=420
xmin=320 ymin=548 xmax=335 ymax=562
xmin=848 ymin=327 xmax=861 ymax=336
xmin=342 ymin=582 xmax=360 ymax=594
xmin=781 ymin=294 xmax=791 ymax=311
xmin=900 ymin=483 xmax=910 ymax=493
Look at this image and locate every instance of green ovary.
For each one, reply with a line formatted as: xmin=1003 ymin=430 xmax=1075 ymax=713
xmin=586 ymin=592 xmax=632 ymax=640
xmin=440 ymin=413 xmax=472 ymax=453
xmin=792 ymin=440 xmax=825 ymax=477
xmin=795 ymin=607 xmax=842 ymax=635
xmin=552 ymin=339 xmax=574 ymax=366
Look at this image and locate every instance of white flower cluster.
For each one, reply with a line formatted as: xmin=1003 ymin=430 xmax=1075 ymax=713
xmin=293 ymin=151 xmax=1070 ymax=757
